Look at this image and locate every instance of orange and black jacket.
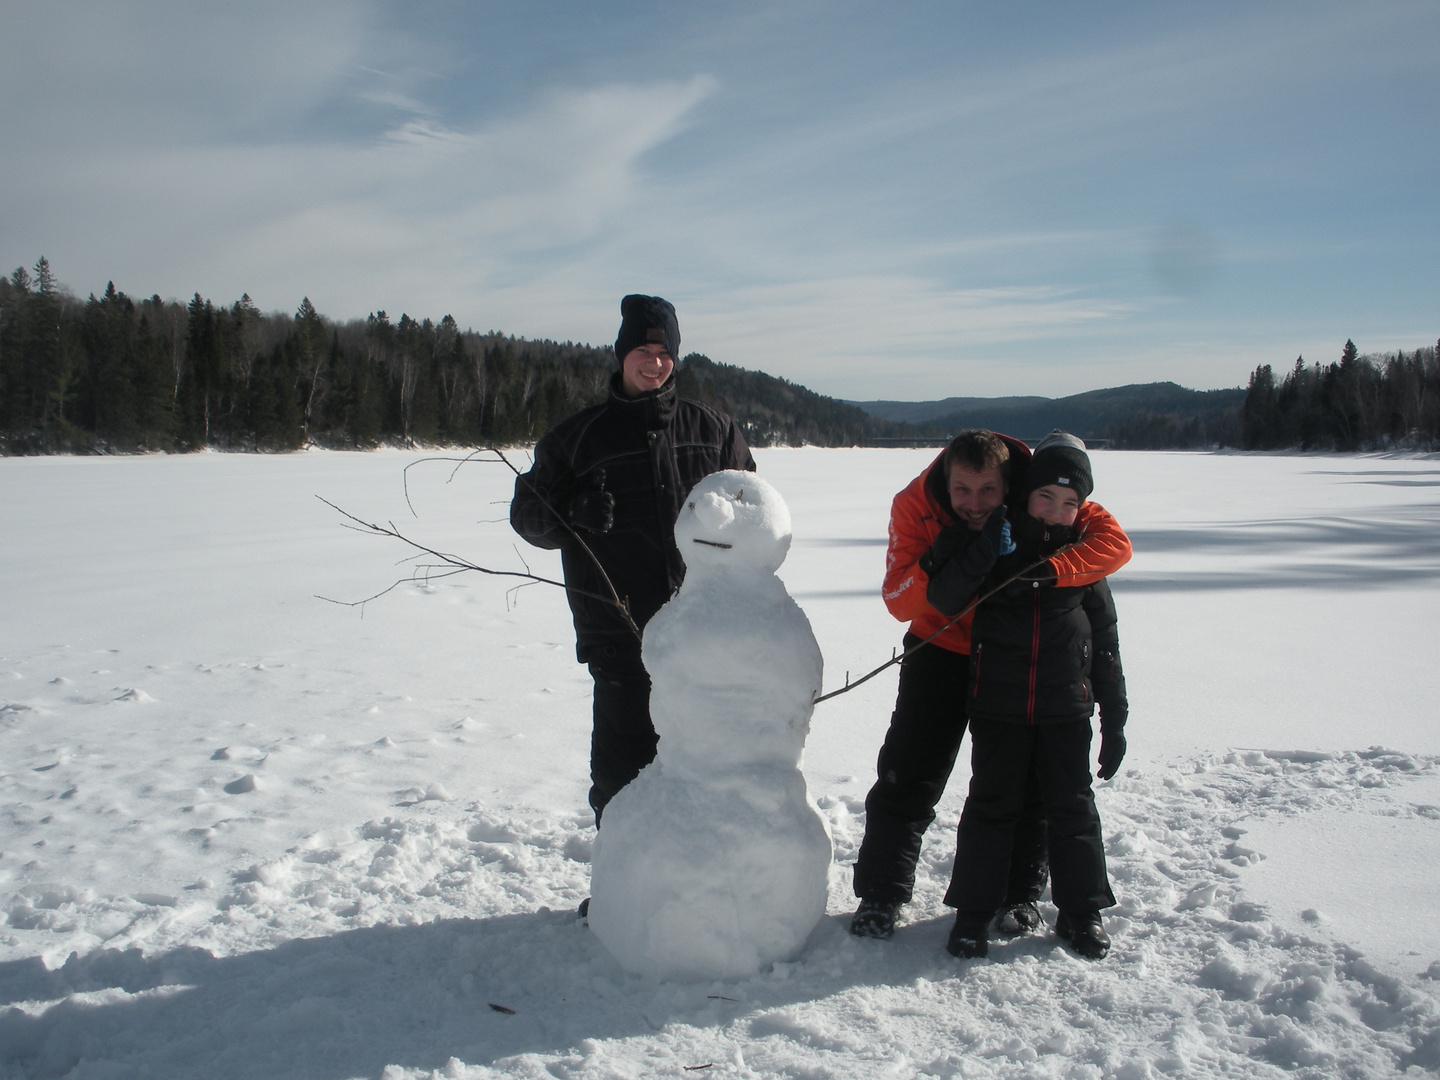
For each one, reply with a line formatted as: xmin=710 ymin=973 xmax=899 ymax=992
xmin=880 ymin=437 xmax=1131 ymax=658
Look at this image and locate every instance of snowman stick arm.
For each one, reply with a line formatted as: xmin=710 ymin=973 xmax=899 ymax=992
xmin=313 ymin=497 xmax=640 ymax=622
xmin=812 ymin=549 xmax=1071 ymax=705
xmin=492 ymin=446 xmax=642 ymax=640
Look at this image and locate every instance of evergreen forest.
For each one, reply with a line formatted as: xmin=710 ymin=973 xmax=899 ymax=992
xmin=3 ymin=258 xmax=1435 ymax=454
xmin=1240 ymin=339 xmax=1440 ymax=451
xmin=0 ymin=259 xmax=909 ymax=453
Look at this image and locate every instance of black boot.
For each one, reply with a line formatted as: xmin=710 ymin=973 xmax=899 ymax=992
xmin=849 ymin=898 xmax=902 ymax=939
xmin=1055 ymin=910 xmax=1110 ymax=959
xmin=996 ymin=901 xmax=1041 ymax=935
xmin=946 ymin=915 xmax=988 ymax=959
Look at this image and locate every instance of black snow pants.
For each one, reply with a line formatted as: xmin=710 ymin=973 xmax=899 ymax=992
xmin=586 ymin=642 xmax=659 ymax=825
xmin=946 ymin=716 xmax=1114 ymax=925
xmin=853 ymin=636 xmax=1048 ymax=906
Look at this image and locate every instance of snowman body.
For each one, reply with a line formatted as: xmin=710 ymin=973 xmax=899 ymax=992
xmin=588 ymin=471 xmax=831 ymax=981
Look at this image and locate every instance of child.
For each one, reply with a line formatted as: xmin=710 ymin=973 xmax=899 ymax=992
xmin=941 ymin=431 xmax=1129 ymax=960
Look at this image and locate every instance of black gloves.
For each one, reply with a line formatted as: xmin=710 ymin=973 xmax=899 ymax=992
xmin=924 ymin=507 xmax=1013 ymax=616
xmin=918 ymin=523 xmax=970 ymax=577
xmin=1097 ymin=713 xmax=1127 ymax=780
xmin=567 ymin=469 xmax=614 ymax=533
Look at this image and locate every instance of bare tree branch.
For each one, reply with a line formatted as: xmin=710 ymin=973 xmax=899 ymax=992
xmin=470 ymin=445 xmax=640 ymax=640
xmin=313 ymin=494 xmax=641 ymax=638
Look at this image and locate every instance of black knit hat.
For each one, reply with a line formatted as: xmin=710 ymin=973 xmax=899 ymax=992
xmin=1026 ymin=430 xmax=1093 ymax=502
xmin=614 ymin=294 xmax=680 ymax=367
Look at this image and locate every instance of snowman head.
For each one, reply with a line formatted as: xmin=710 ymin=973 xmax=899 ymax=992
xmin=674 ymin=470 xmax=791 ymax=574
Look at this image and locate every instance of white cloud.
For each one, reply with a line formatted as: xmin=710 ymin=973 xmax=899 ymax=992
xmin=0 ymin=0 xmax=374 ymax=142
xmin=2 ymin=1 xmax=1435 ymax=402
xmin=3 ymin=73 xmax=716 ymax=318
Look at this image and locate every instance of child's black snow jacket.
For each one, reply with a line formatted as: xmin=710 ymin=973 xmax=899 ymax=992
xmin=967 ymin=514 xmax=1128 ymax=727
xmin=510 ymin=372 xmax=754 ymax=662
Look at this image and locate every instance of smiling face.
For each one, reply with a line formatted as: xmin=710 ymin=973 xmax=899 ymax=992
xmin=620 ymin=344 xmax=675 ymax=396
xmin=947 ymin=464 xmax=1006 ymax=530
xmin=1027 ymin=483 xmax=1082 ymax=526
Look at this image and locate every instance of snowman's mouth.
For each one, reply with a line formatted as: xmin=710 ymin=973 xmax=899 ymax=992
xmin=692 ymin=538 xmax=733 ymax=549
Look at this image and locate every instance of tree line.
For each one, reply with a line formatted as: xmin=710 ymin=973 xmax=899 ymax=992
xmin=0 ymin=258 xmax=921 ymax=454
xmin=5 ymin=257 xmax=1435 ymax=454
xmin=1240 ymin=339 xmax=1440 ymax=451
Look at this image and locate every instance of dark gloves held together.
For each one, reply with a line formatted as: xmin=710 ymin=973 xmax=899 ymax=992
xmin=567 ymin=469 xmax=614 ymax=534
xmin=923 ymin=508 xmax=1015 ymax=615
xmin=1096 ymin=713 xmax=1127 ymax=781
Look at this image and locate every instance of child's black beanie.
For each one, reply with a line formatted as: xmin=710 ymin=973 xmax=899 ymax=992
xmin=1027 ymin=430 xmax=1093 ymax=502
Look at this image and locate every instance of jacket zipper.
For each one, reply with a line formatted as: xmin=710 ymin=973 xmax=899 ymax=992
xmin=1026 ymin=590 xmax=1040 ymax=723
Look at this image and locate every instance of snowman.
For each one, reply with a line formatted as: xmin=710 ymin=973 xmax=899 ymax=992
xmin=587 ymin=470 xmax=832 ymax=981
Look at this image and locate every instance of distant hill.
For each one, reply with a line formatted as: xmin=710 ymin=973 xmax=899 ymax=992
xmin=678 ymin=355 xmax=920 ymax=447
xmin=851 ymin=395 xmax=1049 ymax=425
xmin=851 ymin=382 xmax=1244 ymax=448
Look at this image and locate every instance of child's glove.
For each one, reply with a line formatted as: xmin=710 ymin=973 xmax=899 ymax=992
xmin=567 ymin=469 xmax=614 ymax=533
xmin=1097 ymin=713 xmax=1127 ymax=780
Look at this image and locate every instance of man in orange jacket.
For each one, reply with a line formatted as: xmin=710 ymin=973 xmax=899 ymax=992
xmin=849 ymin=430 xmax=1131 ymax=939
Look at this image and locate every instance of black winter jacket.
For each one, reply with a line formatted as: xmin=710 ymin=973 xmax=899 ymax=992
xmin=510 ymin=373 xmax=754 ymax=661
xmin=967 ymin=514 xmax=1128 ymax=726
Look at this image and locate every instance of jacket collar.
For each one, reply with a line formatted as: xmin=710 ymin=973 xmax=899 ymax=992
xmin=607 ymin=371 xmax=679 ymax=430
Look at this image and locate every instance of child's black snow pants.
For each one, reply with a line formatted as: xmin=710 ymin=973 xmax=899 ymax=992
xmin=853 ymin=636 xmax=1048 ymax=906
xmin=946 ymin=716 xmax=1114 ymax=925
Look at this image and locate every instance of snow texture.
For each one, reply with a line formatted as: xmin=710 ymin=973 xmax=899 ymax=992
xmin=589 ymin=471 xmax=832 ymax=980
xmin=1 ymin=447 xmax=1439 ymax=1078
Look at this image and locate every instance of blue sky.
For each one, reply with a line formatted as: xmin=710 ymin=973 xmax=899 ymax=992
xmin=2 ymin=1 xmax=1436 ymax=400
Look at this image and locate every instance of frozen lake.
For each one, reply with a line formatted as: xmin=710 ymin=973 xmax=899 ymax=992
xmin=2 ymin=447 xmax=1438 ymax=1078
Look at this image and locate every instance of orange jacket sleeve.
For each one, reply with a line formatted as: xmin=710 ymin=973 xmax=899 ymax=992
xmin=1049 ymin=501 xmax=1132 ymax=586
xmin=880 ymin=463 xmax=951 ymax=624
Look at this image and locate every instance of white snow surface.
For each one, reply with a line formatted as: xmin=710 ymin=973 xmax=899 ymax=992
xmin=1 ymin=447 xmax=1439 ymax=1078
xmin=590 ymin=471 xmax=831 ymax=981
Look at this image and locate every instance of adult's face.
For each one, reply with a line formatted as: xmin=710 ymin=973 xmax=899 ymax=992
xmin=620 ymin=344 xmax=675 ymax=397
xmin=947 ymin=464 xmax=1006 ymax=530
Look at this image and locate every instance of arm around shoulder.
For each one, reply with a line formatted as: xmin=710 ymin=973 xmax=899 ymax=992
xmin=1048 ymin=501 xmax=1132 ymax=587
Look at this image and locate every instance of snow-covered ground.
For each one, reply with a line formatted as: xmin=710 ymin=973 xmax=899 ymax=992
xmin=2 ymin=447 xmax=1439 ymax=1079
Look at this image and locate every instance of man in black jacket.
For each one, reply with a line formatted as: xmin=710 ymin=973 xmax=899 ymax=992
xmin=510 ymin=295 xmax=755 ymax=825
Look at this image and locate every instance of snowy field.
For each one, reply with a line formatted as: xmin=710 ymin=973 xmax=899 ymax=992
xmin=2 ymin=446 xmax=1439 ymax=1079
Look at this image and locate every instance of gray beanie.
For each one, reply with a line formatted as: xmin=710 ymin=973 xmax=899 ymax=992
xmin=1027 ymin=430 xmax=1093 ymax=501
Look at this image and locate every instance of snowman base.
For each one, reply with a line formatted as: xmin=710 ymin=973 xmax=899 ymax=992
xmin=589 ymin=762 xmax=831 ymax=981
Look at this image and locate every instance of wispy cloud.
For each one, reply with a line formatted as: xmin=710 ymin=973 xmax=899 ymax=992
xmin=2 ymin=1 xmax=1435 ymax=401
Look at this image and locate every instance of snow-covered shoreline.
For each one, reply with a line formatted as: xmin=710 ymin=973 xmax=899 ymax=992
xmin=3 ymin=448 xmax=1439 ymax=1077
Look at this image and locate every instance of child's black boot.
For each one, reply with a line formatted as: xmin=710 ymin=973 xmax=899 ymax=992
xmin=1056 ymin=910 xmax=1110 ymax=959
xmin=946 ymin=915 xmax=989 ymax=959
